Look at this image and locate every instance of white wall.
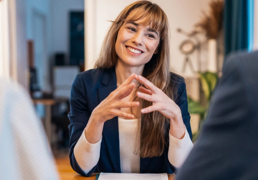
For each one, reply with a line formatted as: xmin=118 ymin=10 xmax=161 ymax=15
xmin=26 ymin=0 xmax=52 ymax=91
xmin=51 ymin=0 xmax=84 ymax=61
xmin=14 ymin=0 xmax=28 ymax=87
xmin=26 ymin=0 xmax=84 ymax=91
xmin=168 ymin=0 xmax=209 ymax=75
xmin=85 ymin=0 xmax=209 ymax=76
xmin=0 ymin=0 xmax=11 ymax=79
xmin=0 ymin=0 xmax=28 ymax=88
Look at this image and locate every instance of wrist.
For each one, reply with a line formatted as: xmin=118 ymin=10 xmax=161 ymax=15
xmin=84 ymin=117 xmax=104 ymax=144
xmin=170 ymin=107 xmax=183 ymax=123
xmin=91 ymin=109 xmax=106 ymax=124
xmin=169 ymin=110 xmax=185 ymax=139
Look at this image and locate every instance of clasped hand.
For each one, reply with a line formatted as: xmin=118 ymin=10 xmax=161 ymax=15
xmin=92 ymin=74 xmax=183 ymax=123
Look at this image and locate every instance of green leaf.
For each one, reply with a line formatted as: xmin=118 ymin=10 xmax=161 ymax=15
xmin=206 ymin=72 xmax=218 ymax=93
xmin=198 ymin=71 xmax=218 ymax=101
xmin=198 ymin=72 xmax=210 ymax=100
xmin=192 ymin=131 xmax=200 ymax=142
xmin=187 ymin=97 xmax=206 ymax=114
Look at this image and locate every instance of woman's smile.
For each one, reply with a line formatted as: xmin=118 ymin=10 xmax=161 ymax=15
xmin=126 ymin=46 xmax=144 ymax=56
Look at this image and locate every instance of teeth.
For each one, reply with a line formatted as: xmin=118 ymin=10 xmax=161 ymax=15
xmin=127 ymin=47 xmax=142 ymax=54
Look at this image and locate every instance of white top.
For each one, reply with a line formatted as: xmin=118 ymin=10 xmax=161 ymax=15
xmin=74 ymin=117 xmax=193 ymax=174
xmin=0 ymin=78 xmax=59 ymax=180
xmin=118 ymin=118 xmax=140 ymax=173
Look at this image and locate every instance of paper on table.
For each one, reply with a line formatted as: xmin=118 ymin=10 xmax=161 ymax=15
xmin=98 ymin=173 xmax=168 ymax=180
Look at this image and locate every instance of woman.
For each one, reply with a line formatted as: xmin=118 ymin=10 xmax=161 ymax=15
xmin=68 ymin=1 xmax=193 ymax=176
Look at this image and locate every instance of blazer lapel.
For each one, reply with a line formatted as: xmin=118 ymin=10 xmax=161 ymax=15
xmin=97 ymin=67 xmax=121 ymax=172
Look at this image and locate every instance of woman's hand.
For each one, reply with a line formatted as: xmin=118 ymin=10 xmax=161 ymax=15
xmin=92 ymin=73 xmax=140 ymax=123
xmin=135 ymin=75 xmax=186 ymax=139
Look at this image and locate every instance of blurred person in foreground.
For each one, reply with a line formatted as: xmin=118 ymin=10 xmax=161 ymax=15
xmin=0 ymin=78 xmax=59 ymax=180
xmin=176 ymin=51 xmax=258 ymax=180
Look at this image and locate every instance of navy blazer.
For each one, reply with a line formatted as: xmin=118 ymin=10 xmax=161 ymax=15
xmin=176 ymin=51 xmax=258 ymax=180
xmin=68 ymin=67 xmax=192 ymax=177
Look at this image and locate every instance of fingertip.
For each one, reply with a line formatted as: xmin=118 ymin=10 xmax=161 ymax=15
xmin=130 ymin=83 xmax=136 ymax=88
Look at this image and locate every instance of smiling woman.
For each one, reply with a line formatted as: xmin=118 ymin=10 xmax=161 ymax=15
xmin=68 ymin=0 xmax=193 ymax=177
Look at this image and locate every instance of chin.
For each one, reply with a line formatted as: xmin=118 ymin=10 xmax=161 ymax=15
xmin=122 ymin=57 xmax=150 ymax=67
xmin=123 ymin=60 xmax=145 ymax=67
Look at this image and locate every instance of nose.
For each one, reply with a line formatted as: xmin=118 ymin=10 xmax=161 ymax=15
xmin=131 ymin=32 xmax=143 ymax=46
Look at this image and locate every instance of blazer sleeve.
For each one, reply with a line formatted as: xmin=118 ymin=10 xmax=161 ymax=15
xmin=176 ymin=80 xmax=192 ymax=140
xmin=68 ymin=74 xmax=97 ymax=176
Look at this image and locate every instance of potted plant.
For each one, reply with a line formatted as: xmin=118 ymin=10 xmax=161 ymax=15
xmin=188 ymin=71 xmax=218 ymax=141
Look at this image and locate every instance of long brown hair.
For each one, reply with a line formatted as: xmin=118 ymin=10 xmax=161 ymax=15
xmin=95 ymin=1 xmax=176 ymax=158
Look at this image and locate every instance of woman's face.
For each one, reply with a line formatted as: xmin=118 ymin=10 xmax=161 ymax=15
xmin=115 ymin=13 xmax=160 ymax=69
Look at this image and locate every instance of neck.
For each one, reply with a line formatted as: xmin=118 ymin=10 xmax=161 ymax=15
xmin=115 ymin=61 xmax=144 ymax=86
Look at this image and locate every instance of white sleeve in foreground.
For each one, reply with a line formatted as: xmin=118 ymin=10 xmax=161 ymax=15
xmin=74 ymin=132 xmax=102 ymax=173
xmin=168 ymin=128 xmax=193 ymax=168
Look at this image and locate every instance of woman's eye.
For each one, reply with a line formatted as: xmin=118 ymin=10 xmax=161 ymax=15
xmin=147 ymin=34 xmax=155 ymax=38
xmin=127 ymin=27 xmax=136 ymax=32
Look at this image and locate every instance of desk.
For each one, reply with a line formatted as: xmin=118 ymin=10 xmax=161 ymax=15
xmin=58 ymin=173 xmax=175 ymax=180
xmin=33 ymin=98 xmax=68 ymax=142
xmin=56 ymin=156 xmax=175 ymax=180
xmin=33 ymin=99 xmax=55 ymax=142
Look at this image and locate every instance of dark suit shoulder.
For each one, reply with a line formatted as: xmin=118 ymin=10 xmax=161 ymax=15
xmin=223 ymin=51 xmax=258 ymax=112
xmin=223 ymin=50 xmax=258 ymax=71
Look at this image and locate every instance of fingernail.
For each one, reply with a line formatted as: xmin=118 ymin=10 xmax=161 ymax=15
xmin=141 ymin=109 xmax=145 ymax=113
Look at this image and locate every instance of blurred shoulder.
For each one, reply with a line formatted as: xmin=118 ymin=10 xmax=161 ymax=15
xmin=0 ymin=78 xmax=29 ymax=100
xmin=223 ymin=50 xmax=258 ymax=101
xmin=223 ymin=50 xmax=258 ymax=72
xmin=0 ymin=78 xmax=33 ymax=117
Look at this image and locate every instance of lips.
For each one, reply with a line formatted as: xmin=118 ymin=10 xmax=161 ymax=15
xmin=125 ymin=46 xmax=144 ymax=54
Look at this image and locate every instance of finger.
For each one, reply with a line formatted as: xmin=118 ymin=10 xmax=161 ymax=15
xmin=114 ymin=101 xmax=140 ymax=108
xmin=117 ymin=83 xmax=135 ymax=99
xmin=135 ymin=75 xmax=157 ymax=93
xmin=112 ymin=109 xmax=136 ymax=119
xmin=141 ymin=105 xmax=159 ymax=114
xmin=138 ymin=86 xmax=152 ymax=95
xmin=120 ymin=73 xmax=136 ymax=87
xmin=137 ymin=92 xmax=155 ymax=102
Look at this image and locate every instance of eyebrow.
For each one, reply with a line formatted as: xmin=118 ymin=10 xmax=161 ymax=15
xmin=126 ymin=21 xmax=159 ymax=36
